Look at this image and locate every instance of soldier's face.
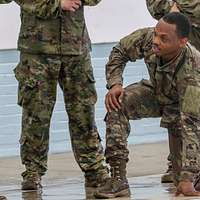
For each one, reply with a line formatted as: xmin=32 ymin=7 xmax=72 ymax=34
xmin=152 ymin=19 xmax=186 ymax=61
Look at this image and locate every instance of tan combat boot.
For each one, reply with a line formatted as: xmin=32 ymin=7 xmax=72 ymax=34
xmin=21 ymin=172 xmax=42 ymax=191
xmin=85 ymin=166 xmax=110 ymax=199
xmin=161 ymin=161 xmax=173 ymax=183
xmin=94 ymin=160 xmax=131 ymax=199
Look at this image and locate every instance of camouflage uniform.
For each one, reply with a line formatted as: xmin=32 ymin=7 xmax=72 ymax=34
xmin=0 ymin=0 xmax=108 ymax=190
xmin=146 ymin=0 xmax=200 ymax=183
xmin=105 ymin=28 xmax=200 ymax=185
xmin=146 ymin=0 xmax=200 ymax=51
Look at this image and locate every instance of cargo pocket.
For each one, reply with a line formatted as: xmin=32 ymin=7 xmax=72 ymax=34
xmin=85 ymin=69 xmax=97 ymax=105
xmin=14 ymin=64 xmax=38 ymax=108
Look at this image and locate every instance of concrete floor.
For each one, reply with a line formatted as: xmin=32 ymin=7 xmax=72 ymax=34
xmin=1 ymin=175 xmax=200 ymax=200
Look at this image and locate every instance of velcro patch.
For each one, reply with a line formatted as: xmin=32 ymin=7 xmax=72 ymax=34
xmin=182 ymin=85 xmax=200 ymax=115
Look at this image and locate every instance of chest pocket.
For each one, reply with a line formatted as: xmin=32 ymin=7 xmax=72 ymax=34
xmin=19 ymin=12 xmax=37 ymax=39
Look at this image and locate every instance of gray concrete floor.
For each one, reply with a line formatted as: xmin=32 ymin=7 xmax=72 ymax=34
xmin=1 ymin=175 xmax=200 ymax=200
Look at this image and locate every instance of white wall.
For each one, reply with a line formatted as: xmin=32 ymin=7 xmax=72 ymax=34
xmin=0 ymin=0 xmax=156 ymax=50
xmin=0 ymin=2 xmax=20 ymax=49
xmin=85 ymin=0 xmax=156 ymax=43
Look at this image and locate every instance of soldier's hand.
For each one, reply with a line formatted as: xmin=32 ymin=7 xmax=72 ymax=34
xmin=61 ymin=0 xmax=82 ymax=12
xmin=175 ymin=181 xmax=200 ymax=196
xmin=105 ymin=84 xmax=124 ymax=112
xmin=170 ymin=2 xmax=179 ymax=12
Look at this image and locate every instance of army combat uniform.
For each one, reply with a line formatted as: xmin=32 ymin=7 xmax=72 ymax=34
xmin=146 ymin=0 xmax=200 ymax=183
xmin=95 ymin=27 xmax=200 ymax=198
xmin=0 ymin=0 xmax=108 ymax=192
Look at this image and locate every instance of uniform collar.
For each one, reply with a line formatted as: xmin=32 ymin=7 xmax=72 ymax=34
xmin=156 ymin=47 xmax=187 ymax=73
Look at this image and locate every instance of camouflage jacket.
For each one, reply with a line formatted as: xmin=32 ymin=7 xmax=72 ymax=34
xmin=106 ymin=27 xmax=200 ymax=127
xmin=146 ymin=0 xmax=200 ymax=51
xmin=0 ymin=0 xmax=101 ymax=55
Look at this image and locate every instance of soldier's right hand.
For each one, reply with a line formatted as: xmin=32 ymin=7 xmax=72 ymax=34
xmin=60 ymin=0 xmax=82 ymax=12
xmin=176 ymin=181 xmax=200 ymax=196
xmin=105 ymin=84 xmax=124 ymax=113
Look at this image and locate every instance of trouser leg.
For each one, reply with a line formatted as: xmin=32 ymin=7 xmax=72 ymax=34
xmin=95 ymin=82 xmax=161 ymax=198
xmin=168 ymin=127 xmax=182 ymax=185
xmin=59 ymin=53 xmax=108 ymax=188
xmin=14 ymin=53 xmax=60 ymax=178
xmin=161 ymin=133 xmax=173 ymax=183
xmin=105 ymin=81 xmax=161 ymax=163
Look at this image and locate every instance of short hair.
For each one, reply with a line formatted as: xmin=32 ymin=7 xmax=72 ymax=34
xmin=162 ymin=12 xmax=191 ymax=38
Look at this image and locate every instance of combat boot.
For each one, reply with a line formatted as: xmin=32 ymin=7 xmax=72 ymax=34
xmin=161 ymin=161 xmax=173 ymax=183
xmin=85 ymin=165 xmax=110 ymax=199
xmin=0 ymin=195 xmax=7 ymax=200
xmin=94 ymin=159 xmax=131 ymax=199
xmin=21 ymin=172 xmax=42 ymax=191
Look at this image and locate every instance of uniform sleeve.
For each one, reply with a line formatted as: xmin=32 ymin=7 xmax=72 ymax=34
xmin=174 ymin=0 xmax=200 ymax=26
xmin=176 ymin=66 xmax=200 ymax=182
xmin=146 ymin=0 xmax=172 ymax=20
xmin=106 ymin=28 xmax=152 ymax=89
xmin=83 ymin=0 xmax=101 ymax=6
xmin=14 ymin=0 xmax=61 ymax=19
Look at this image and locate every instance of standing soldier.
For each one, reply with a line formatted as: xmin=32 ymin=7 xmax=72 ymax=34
xmin=146 ymin=0 xmax=200 ymax=183
xmin=0 ymin=0 xmax=109 ymax=198
xmin=95 ymin=12 xmax=200 ymax=198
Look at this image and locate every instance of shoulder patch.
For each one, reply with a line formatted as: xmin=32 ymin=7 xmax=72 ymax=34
xmin=182 ymin=85 xmax=200 ymax=115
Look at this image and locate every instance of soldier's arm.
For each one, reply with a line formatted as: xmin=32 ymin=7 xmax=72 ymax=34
xmin=146 ymin=0 xmax=172 ymax=20
xmin=14 ymin=0 xmax=61 ymax=18
xmin=176 ymin=65 xmax=200 ymax=183
xmin=174 ymin=0 xmax=200 ymax=25
xmin=106 ymin=28 xmax=151 ymax=89
xmin=82 ymin=0 xmax=101 ymax=6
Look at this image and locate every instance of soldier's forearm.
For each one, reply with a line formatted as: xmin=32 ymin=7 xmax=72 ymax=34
xmin=82 ymin=0 xmax=101 ymax=6
xmin=146 ymin=0 xmax=172 ymax=20
xmin=106 ymin=46 xmax=128 ymax=89
xmin=174 ymin=114 xmax=200 ymax=184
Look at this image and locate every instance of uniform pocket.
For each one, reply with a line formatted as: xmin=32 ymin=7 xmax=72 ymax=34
xmin=14 ymin=63 xmax=38 ymax=107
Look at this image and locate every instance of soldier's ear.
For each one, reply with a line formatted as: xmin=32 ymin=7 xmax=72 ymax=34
xmin=179 ymin=37 xmax=188 ymax=47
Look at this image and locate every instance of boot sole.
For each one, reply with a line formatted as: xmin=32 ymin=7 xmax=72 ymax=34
xmin=95 ymin=188 xmax=131 ymax=199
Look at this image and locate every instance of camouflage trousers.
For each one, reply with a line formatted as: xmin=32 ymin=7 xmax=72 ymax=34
xmin=14 ymin=52 xmax=107 ymax=180
xmin=105 ymin=81 xmax=200 ymax=184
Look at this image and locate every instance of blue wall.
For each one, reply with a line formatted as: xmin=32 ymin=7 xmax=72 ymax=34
xmin=0 ymin=43 xmax=167 ymax=157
